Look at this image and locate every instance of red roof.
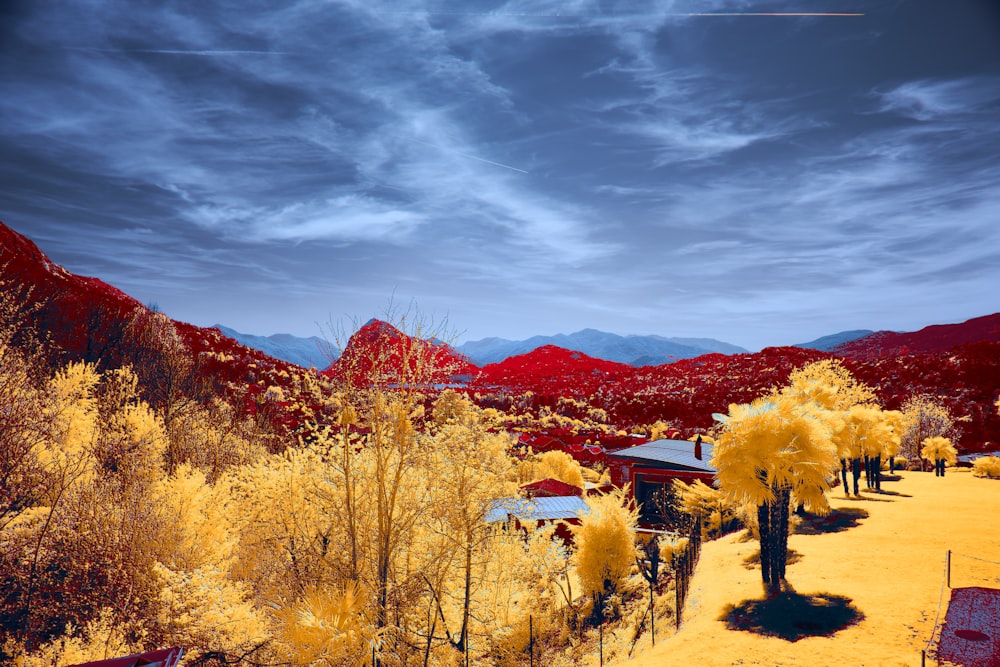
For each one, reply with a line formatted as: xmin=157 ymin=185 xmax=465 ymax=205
xmin=521 ymin=478 xmax=583 ymax=497
xmin=68 ymin=647 xmax=184 ymax=667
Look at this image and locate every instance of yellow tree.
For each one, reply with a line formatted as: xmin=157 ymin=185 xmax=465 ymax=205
xmin=322 ymin=306 xmax=461 ymax=665
xmin=921 ymin=436 xmax=957 ymax=477
xmin=782 ymin=359 xmax=875 ymax=498
xmin=570 ymin=488 xmax=637 ymax=622
xmin=712 ymin=395 xmax=835 ymax=596
xmin=423 ymin=394 xmax=517 ymax=659
xmin=520 ymin=449 xmax=586 ymax=489
xmin=899 ymin=395 xmax=956 ymax=465
xmin=832 ymin=404 xmax=897 ymax=494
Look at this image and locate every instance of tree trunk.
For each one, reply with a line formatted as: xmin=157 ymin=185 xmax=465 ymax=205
xmin=872 ymin=455 xmax=881 ymax=490
xmin=758 ymin=486 xmax=791 ymax=596
xmin=757 ymin=503 xmax=772 ymax=595
xmin=458 ymin=536 xmax=473 ymax=653
xmin=774 ymin=487 xmax=791 ymax=584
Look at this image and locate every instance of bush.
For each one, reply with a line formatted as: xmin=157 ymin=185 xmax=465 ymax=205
xmin=972 ymin=456 xmax=1000 ymax=479
xmin=570 ymin=490 xmax=637 ymax=616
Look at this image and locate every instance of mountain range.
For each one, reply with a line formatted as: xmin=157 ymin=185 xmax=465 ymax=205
xmin=213 ymin=325 xmax=333 ymax=369
xmin=456 ymin=329 xmax=748 ymax=367
xmin=223 ymin=325 xmax=876 ymax=368
xmin=2 ymin=219 xmax=998 ymax=451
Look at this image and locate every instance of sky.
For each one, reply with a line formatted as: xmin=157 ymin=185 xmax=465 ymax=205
xmin=1 ymin=0 xmax=999 ymax=351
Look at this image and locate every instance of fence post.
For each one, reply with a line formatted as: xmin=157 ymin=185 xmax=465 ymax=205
xmin=947 ymin=550 xmax=952 ymax=588
xmin=599 ymin=622 xmax=604 ymax=667
xmin=529 ymin=615 xmax=533 ymax=667
xmin=675 ymin=556 xmax=682 ymax=630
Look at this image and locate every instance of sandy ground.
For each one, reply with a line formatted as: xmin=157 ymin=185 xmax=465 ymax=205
xmin=616 ymin=470 xmax=1000 ymax=667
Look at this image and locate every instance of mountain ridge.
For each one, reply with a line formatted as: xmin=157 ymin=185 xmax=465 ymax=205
xmin=457 ymin=329 xmax=747 ymax=366
xmin=213 ymin=324 xmax=332 ymax=369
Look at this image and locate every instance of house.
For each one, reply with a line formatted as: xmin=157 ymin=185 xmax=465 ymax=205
xmin=486 ymin=495 xmax=590 ymax=543
xmin=520 ymin=478 xmax=583 ymax=498
xmin=607 ymin=437 xmax=716 ymax=521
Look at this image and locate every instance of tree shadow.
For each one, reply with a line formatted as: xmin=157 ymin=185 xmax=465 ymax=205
xmin=721 ymin=590 xmax=864 ymax=642
xmin=842 ymin=494 xmax=895 ymax=502
xmin=793 ymin=508 xmax=869 ymax=535
xmin=863 ymin=488 xmax=911 ymax=498
xmin=743 ymin=548 xmax=802 ymax=570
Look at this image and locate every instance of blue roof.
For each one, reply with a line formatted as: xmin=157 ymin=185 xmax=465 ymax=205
xmin=607 ymin=438 xmax=716 ymax=473
xmin=485 ymin=496 xmax=590 ymax=523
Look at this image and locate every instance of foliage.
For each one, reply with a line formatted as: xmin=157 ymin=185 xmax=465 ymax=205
xmin=920 ymin=436 xmax=957 ymax=464
xmin=900 ymin=396 xmax=956 ymax=460
xmin=570 ymin=489 xmax=638 ymax=614
xmin=672 ymin=479 xmax=737 ymax=538
xmin=972 ymin=456 xmax=1000 ymax=479
xmin=711 ymin=360 xmax=852 ymax=595
xmin=523 ymin=450 xmax=586 ymax=489
xmin=712 ymin=396 xmax=836 ymax=516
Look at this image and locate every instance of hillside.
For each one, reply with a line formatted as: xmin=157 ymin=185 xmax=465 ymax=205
xmin=324 ymin=318 xmax=478 ymax=387
xmin=794 ymin=329 xmax=874 ymax=351
xmin=834 ymin=313 xmax=1000 ymax=359
xmin=4 ymin=220 xmax=999 ymax=450
xmin=0 ymin=221 xmax=327 ymax=436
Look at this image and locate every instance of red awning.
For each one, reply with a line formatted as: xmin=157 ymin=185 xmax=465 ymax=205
xmin=68 ymin=647 xmax=184 ymax=667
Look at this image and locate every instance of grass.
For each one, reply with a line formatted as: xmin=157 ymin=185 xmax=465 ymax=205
xmin=611 ymin=469 xmax=1000 ymax=667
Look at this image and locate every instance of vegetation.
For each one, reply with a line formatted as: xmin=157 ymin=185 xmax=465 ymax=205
xmin=972 ymin=456 xmax=1000 ymax=479
xmin=3 ymin=223 xmax=1000 ymax=665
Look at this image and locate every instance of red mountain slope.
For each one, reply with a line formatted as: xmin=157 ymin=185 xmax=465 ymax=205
xmin=834 ymin=313 xmax=1000 ymax=359
xmin=0 ymin=220 xmax=317 ymax=432
xmin=325 ymin=318 xmax=478 ymax=387
xmin=474 ymin=344 xmax=633 ymax=397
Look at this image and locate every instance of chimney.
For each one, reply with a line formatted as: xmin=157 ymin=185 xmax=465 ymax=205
xmin=694 ymin=435 xmax=703 ymax=461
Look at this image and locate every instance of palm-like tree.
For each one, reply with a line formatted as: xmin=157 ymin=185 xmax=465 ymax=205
xmin=712 ymin=396 xmax=836 ymax=596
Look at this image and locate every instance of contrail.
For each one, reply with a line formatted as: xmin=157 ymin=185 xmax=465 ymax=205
xmin=684 ymin=12 xmax=863 ymax=16
xmin=68 ymin=47 xmax=293 ymax=56
xmin=375 ymin=10 xmax=863 ymax=18
xmin=410 ymin=138 xmax=529 ymax=174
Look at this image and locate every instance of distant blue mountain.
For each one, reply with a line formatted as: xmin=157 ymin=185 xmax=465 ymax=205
xmin=457 ymin=328 xmax=747 ymax=366
xmin=793 ymin=330 xmax=874 ymax=352
xmin=214 ymin=325 xmax=334 ymax=368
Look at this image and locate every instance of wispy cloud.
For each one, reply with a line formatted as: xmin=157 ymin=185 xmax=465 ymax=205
xmin=875 ymin=77 xmax=1000 ymax=121
xmin=1 ymin=0 xmax=996 ymax=347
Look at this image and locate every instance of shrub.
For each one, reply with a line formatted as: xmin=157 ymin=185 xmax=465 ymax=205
xmin=570 ymin=489 xmax=637 ymax=618
xmin=972 ymin=456 xmax=1000 ymax=479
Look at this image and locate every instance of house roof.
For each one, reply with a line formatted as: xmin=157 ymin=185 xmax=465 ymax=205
xmin=521 ymin=478 xmax=583 ymax=497
xmin=606 ymin=438 xmax=716 ymax=473
xmin=68 ymin=648 xmax=184 ymax=667
xmin=485 ymin=495 xmax=590 ymax=523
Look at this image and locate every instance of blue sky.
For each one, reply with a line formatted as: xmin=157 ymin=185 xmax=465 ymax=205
xmin=2 ymin=0 xmax=999 ymax=350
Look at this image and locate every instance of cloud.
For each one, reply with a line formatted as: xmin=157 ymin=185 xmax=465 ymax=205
xmin=875 ymin=77 xmax=1000 ymax=121
xmin=2 ymin=0 xmax=998 ymax=348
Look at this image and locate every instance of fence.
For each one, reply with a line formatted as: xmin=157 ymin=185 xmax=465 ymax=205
xmin=673 ymin=516 xmax=703 ymax=630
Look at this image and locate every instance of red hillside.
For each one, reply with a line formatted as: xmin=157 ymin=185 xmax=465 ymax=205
xmin=834 ymin=313 xmax=1000 ymax=359
xmin=0 ymin=220 xmax=317 ymax=433
xmin=474 ymin=345 xmax=633 ymax=397
xmin=325 ymin=319 xmax=478 ymax=387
